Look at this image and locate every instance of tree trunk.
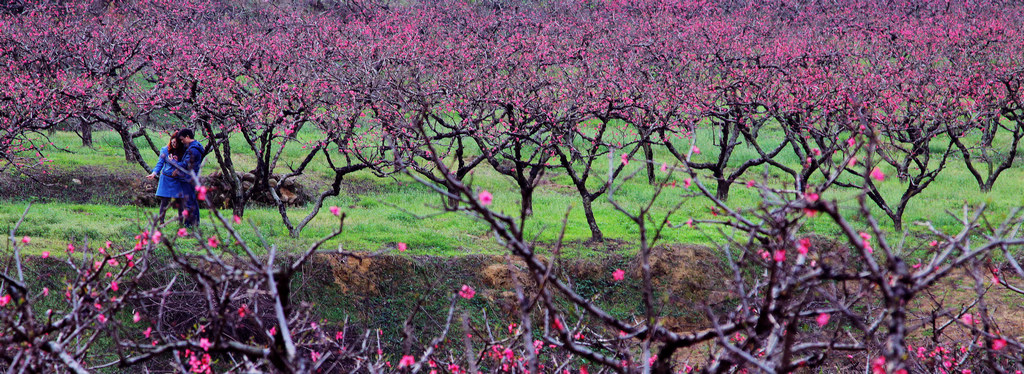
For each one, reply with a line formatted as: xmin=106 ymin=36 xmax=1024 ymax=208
xmin=116 ymin=128 xmax=149 ymax=171
xmin=518 ymin=184 xmax=534 ymax=219
xmin=446 ymin=183 xmax=460 ymax=210
xmin=581 ymin=195 xmax=603 ymax=242
xmin=980 ymin=182 xmax=993 ymax=193
xmin=715 ymin=176 xmax=730 ymax=201
xmin=644 ymin=141 xmax=655 ymax=185
xmin=80 ymin=122 xmax=93 ymax=147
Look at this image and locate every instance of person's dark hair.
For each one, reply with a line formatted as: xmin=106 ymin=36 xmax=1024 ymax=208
xmin=178 ymin=128 xmax=195 ymax=140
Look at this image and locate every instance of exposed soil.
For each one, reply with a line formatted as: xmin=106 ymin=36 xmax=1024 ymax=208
xmin=0 ymin=165 xmax=320 ymax=208
xmin=312 ymin=244 xmax=729 ymax=327
xmin=0 ymin=165 xmax=154 ymax=205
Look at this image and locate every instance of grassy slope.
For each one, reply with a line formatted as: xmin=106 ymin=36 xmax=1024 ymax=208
xmin=2 ymin=127 xmax=1022 ymax=258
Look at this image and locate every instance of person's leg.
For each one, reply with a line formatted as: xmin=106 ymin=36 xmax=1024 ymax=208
xmin=183 ymin=185 xmax=199 ymax=227
xmin=156 ymin=197 xmax=171 ymax=225
xmin=173 ymin=198 xmax=184 ymax=224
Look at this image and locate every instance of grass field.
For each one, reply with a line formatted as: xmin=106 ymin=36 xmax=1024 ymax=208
xmin=3 ymin=127 xmax=1022 ymax=258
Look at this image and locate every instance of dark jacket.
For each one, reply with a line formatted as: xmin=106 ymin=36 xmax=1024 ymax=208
xmin=174 ymin=140 xmax=205 ymax=184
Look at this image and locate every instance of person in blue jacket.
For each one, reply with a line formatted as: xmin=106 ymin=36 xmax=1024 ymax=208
xmin=172 ymin=129 xmax=205 ymax=227
xmin=146 ymin=130 xmax=186 ymax=225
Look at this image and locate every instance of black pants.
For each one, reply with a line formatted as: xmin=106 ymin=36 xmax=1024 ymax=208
xmin=157 ymin=197 xmax=182 ymax=225
xmin=181 ymin=182 xmax=200 ymax=227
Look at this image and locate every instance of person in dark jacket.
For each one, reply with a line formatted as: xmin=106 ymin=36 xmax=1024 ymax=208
xmin=146 ymin=130 xmax=186 ymax=225
xmin=172 ymin=129 xmax=205 ymax=227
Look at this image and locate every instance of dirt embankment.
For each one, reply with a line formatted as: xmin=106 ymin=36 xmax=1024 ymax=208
xmin=0 ymin=165 xmax=314 ymax=208
xmin=0 ymin=165 xmax=152 ymax=205
xmin=305 ymin=244 xmax=730 ymax=331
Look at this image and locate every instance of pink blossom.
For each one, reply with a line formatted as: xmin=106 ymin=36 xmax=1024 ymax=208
xmin=798 ymin=238 xmax=811 ymax=255
xmin=42 ymin=288 xmax=48 ymax=296
xmin=178 ymin=228 xmax=188 ymax=237
xmin=398 ymin=242 xmax=407 ymax=252
xmin=620 ymin=153 xmax=629 ymax=165
xmin=0 ymin=294 xmax=10 ymax=306
xmin=41 ymin=251 xmax=49 ymax=259
xmin=152 ymin=230 xmax=162 ymax=242
xmin=660 ymin=162 xmax=668 ymax=172
xmin=329 ymin=206 xmax=341 ymax=216
xmin=144 ymin=327 xmax=152 ymax=338
xmin=478 ymin=190 xmax=493 ymax=206
xmin=683 ymin=178 xmax=692 ymax=188
xmin=399 ymin=355 xmax=416 ymax=368
xmin=311 ymin=351 xmax=322 ymax=362
xmin=870 ymin=167 xmax=885 ymax=181
xmin=195 ymin=185 xmax=207 ymax=201
xmin=134 ymin=311 xmax=141 ymax=322
xmin=859 ymin=232 xmax=874 ymax=253
xmin=746 ymin=180 xmax=755 ymax=188
xmin=612 ymin=268 xmax=625 ymax=281
xmin=110 ymin=281 xmax=119 ymax=291
xmin=871 ymin=356 xmax=885 ymax=374
xmin=816 ymin=313 xmax=830 ymax=327
xmin=691 ymin=146 xmax=700 ymax=154
xmin=97 ymin=314 xmax=107 ymax=323
xmin=233 ymin=215 xmax=242 ymax=224
xmin=207 ymin=236 xmax=219 ymax=248
xmin=993 ymin=338 xmax=1007 ymax=350
xmin=805 ymin=192 xmax=819 ymax=202
xmin=846 ymin=137 xmax=856 ymax=147
xmin=773 ymin=250 xmax=786 ymax=262
xmin=199 ymin=338 xmax=212 ymax=351
xmin=20 ymin=236 xmax=29 ymax=244
xmin=961 ymin=313 xmax=974 ymax=325
xmin=458 ymin=285 xmax=475 ymax=299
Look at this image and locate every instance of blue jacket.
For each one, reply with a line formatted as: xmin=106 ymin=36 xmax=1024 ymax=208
xmin=174 ymin=141 xmax=205 ymax=185
xmin=152 ymin=147 xmax=184 ymax=198
xmin=152 ymin=147 xmax=178 ymax=177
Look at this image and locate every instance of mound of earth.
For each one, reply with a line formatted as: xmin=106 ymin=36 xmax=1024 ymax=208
xmin=201 ymin=171 xmax=311 ymax=209
xmin=0 ymin=165 xmax=153 ymax=205
xmin=1 ymin=166 xmax=314 ymax=208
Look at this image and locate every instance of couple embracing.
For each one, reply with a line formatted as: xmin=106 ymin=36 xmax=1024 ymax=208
xmin=146 ymin=129 xmax=205 ymax=227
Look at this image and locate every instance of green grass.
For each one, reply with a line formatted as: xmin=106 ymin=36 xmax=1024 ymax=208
xmin=3 ymin=127 xmax=1023 ymax=258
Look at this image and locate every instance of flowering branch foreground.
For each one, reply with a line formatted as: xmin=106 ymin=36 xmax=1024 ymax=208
xmin=3 ymin=124 xmax=1024 ymax=374
xmin=3 ymin=0 xmax=1024 ymax=373
xmin=0 ymin=132 xmax=1019 ymax=372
